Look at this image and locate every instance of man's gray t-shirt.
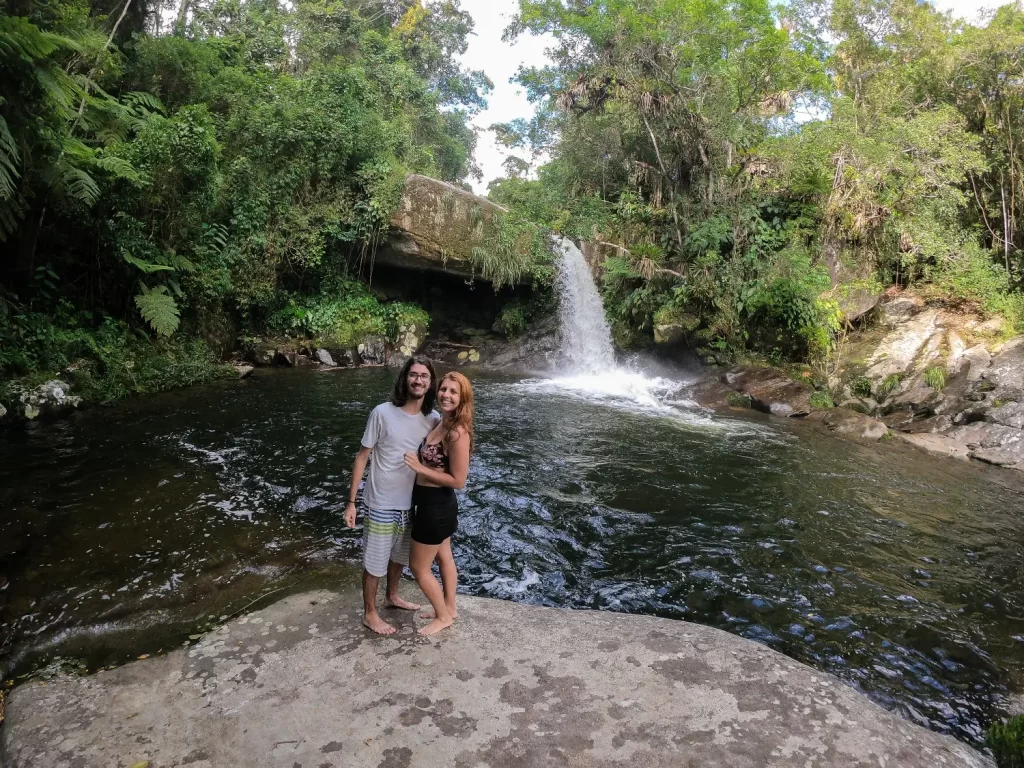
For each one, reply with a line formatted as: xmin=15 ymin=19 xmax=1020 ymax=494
xmin=360 ymin=403 xmax=440 ymax=511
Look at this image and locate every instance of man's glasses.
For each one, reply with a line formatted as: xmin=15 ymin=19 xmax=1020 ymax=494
xmin=408 ymin=373 xmax=431 ymax=381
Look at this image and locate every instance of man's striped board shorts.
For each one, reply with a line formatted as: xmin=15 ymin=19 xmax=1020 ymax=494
xmin=362 ymin=506 xmax=411 ymax=577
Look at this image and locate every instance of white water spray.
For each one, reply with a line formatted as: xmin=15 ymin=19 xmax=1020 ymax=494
xmin=554 ymin=237 xmax=617 ymax=375
xmin=538 ymin=238 xmax=684 ymax=408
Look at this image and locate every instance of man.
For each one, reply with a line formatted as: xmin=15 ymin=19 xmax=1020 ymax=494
xmin=344 ymin=357 xmax=440 ymax=635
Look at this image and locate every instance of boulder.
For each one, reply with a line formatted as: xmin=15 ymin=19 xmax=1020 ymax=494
xmin=234 ymin=365 xmax=254 ymax=379
xmin=248 ymin=341 xmax=278 ymax=367
xmin=988 ymin=401 xmax=1024 ymax=430
xmin=863 ymin=309 xmax=940 ymax=384
xmin=314 ymin=349 xmax=336 ymax=367
xmin=722 ymin=367 xmax=813 ymax=418
xmin=818 ymin=408 xmax=889 ymax=440
xmin=273 ymin=351 xmax=296 ymax=367
xmin=395 ymin=323 xmax=425 ymax=357
xmin=15 ymin=379 xmax=82 ymax=420
xmin=960 ymin=345 xmax=992 ymax=382
xmin=357 ymin=336 xmax=389 ymax=366
xmin=652 ymin=308 xmax=699 ymax=346
xmin=294 ymin=354 xmax=316 ymax=368
xmin=374 ymin=174 xmax=532 ymax=284
xmin=897 ymin=433 xmax=972 ymax=461
xmin=0 ymin=402 xmax=6 ymax=420
xmin=836 ymin=285 xmax=883 ymax=323
xmin=948 ymin=422 xmax=1024 ymax=470
xmin=984 ymin=338 xmax=1024 ymax=389
xmin=879 ymin=296 xmax=921 ymax=325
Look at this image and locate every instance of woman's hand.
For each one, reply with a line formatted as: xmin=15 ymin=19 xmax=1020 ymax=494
xmin=404 ymin=451 xmax=423 ymax=473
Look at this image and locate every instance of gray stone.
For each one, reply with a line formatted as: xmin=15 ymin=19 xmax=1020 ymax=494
xmin=879 ymin=296 xmax=921 ymax=325
xmin=248 ymin=341 xmax=278 ymax=367
xmin=864 ymin=309 xmax=940 ymax=383
xmin=948 ymin=422 xmax=1024 ymax=471
xmin=0 ymin=402 xmax=6 ymax=420
xmin=0 ymin=587 xmax=989 ymax=768
xmin=13 ymin=378 xmax=82 ymax=420
xmin=836 ymin=285 xmax=883 ymax=323
xmin=357 ymin=336 xmax=389 ymax=366
xmin=235 ymin=365 xmax=254 ymax=379
xmin=294 ymin=354 xmax=316 ymax=368
xmin=374 ymin=175 xmax=533 ymax=285
xmin=897 ymin=433 xmax=972 ymax=461
xmin=820 ymin=408 xmax=889 ymax=440
xmin=961 ymin=345 xmax=992 ymax=382
xmin=988 ymin=401 xmax=1024 ymax=430
xmin=315 ymin=348 xmax=336 ymax=367
xmin=724 ymin=367 xmax=812 ymax=418
xmin=273 ymin=350 xmax=296 ymax=367
xmin=985 ymin=337 xmax=1024 ymax=389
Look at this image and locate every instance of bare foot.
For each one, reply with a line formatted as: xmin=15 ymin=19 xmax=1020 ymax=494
xmin=418 ymin=617 xmax=455 ymax=636
xmin=419 ymin=607 xmax=457 ymax=620
xmin=385 ymin=595 xmax=421 ymax=611
xmin=363 ymin=614 xmax=397 ymax=635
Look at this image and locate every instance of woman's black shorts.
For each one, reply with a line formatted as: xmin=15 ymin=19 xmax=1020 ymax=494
xmin=411 ymin=485 xmax=458 ymax=545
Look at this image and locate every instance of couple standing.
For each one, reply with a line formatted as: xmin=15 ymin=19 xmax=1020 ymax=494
xmin=344 ymin=356 xmax=474 ymax=637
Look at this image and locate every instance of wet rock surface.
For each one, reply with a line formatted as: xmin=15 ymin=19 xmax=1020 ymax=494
xmin=718 ymin=368 xmax=813 ymax=417
xmin=0 ymin=588 xmax=989 ymax=768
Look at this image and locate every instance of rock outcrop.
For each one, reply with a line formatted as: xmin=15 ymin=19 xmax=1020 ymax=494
xmin=0 ymin=587 xmax=990 ymax=768
xmin=374 ymin=174 xmax=531 ymax=284
xmin=719 ymin=367 xmax=814 ymax=417
xmin=830 ymin=294 xmax=1024 ymax=472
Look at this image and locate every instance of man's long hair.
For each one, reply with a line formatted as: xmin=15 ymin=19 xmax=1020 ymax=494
xmin=391 ymin=356 xmax=437 ymax=415
xmin=440 ymin=371 xmax=475 ymax=454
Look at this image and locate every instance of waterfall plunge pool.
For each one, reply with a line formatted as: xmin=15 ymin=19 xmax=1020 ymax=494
xmin=2 ymin=367 xmax=1024 ymax=747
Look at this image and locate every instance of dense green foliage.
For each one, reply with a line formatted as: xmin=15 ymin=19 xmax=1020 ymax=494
xmin=492 ymin=0 xmax=1024 ymax=362
xmin=1 ymin=0 xmax=489 ymax=403
xmin=987 ymin=715 xmax=1024 ymax=768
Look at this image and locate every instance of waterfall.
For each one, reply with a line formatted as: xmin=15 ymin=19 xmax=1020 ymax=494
xmin=554 ymin=237 xmax=617 ymax=374
xmin=543 ymin=236 xmax=691 ymax=410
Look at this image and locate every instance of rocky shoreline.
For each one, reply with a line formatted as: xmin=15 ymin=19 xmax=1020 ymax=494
xmin=690 ymin=294 xmax=1024 ymax=474
xmin=3 ymin=292 xmax=1022 ymax=478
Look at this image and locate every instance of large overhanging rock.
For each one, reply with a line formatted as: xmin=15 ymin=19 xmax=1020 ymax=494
xmin=374 ymin=174 xmax=523 ymax=284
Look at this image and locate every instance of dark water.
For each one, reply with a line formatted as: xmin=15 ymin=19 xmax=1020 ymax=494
xmin=2 ymin=368 xmax=1024 ymax=745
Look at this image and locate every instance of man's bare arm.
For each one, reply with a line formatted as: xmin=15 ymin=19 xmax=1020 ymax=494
xmin=344 ymin=446 xmax=372 ymax=528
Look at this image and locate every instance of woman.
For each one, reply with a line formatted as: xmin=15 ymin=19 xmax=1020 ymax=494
xmin=403 ymin=371 xmax=473 ymax=637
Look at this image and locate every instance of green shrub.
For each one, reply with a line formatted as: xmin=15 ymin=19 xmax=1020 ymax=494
xmin=879 ymin=373 xmax=904 ymax=396
xmin=851 ymin=377 xmax=873 ymax=398
xmin=496 ymin=304 xmax=528 ymax=338
xmin=809 ymin=391 xmax=835 ymax=409
xmin=987 ymin=715 xmax=1024 ymax=768
xmin=267 ymin=285 xmax=429 ymax=347
xmin=924 ymin=366 xmax=947 ymax=390
xmin=0 ymin=309 xmax=230 ymax=405
xmin=726 ymin=391 xmax=752 ymax=408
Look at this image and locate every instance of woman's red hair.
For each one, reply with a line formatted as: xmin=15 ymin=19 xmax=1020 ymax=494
xmin=440 ymin=371 xmax=474 ymax=453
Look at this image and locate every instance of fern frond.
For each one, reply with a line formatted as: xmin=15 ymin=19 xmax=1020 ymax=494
xmin=124 ymin=91 xmax=166 ymax=114
xmin=60 ymin=165 xmax=100 ymax=204
xmin=0 ymin=116 xmax=20 ymax=201
xmin=93 ymin=154 xmax=141 ymax=183
xmin=135 ymin=285 xmax=180 ymax=337
xmin=122 ymin=252 xmax=175 ymax=273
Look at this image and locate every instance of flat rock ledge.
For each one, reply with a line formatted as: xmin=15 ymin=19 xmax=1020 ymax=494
xmin=1 ymin=588 xmax=989 ymax=768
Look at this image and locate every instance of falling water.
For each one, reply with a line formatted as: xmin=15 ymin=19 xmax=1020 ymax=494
xmin=542 ymin=237 xmax=688 ymax=409
xmin=554 ymin=237 xmax=617 ymax=374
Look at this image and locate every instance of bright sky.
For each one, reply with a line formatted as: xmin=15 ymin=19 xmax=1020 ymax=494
xmin=457 ymin=0 xmax=991 ymax=195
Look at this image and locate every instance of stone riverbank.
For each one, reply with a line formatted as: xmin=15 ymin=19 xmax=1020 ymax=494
xmin=0 ymin=585 xmax=989 ymax=768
